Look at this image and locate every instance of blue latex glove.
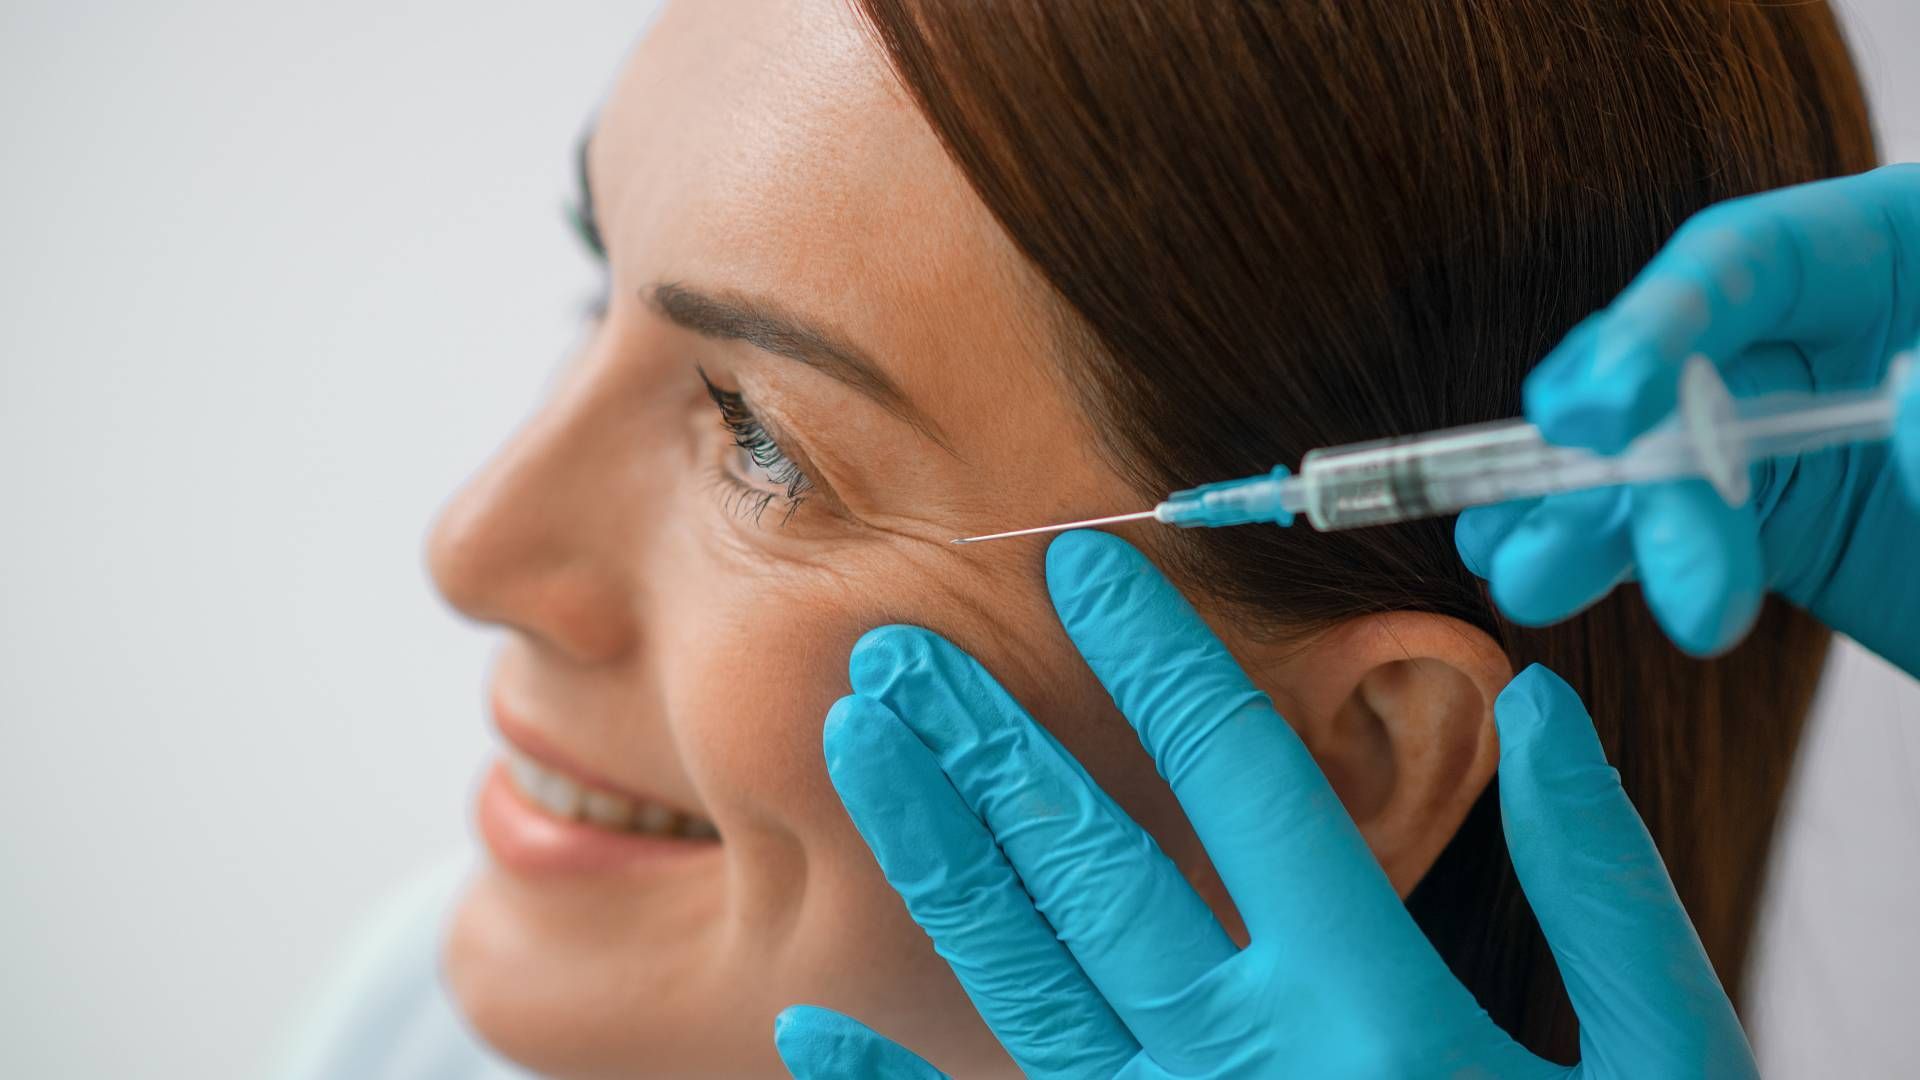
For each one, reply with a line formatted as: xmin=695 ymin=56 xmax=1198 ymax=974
xmin=776 ymin=530 xmax=1753 ymax=1079
xmin=1455 ymin=165 xmax=1920 ymax=671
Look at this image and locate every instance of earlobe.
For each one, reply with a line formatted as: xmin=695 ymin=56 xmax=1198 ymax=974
xmin=1246 ymin=613 xmax=1510 ymax=896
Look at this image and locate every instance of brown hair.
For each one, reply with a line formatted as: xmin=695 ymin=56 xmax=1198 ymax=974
xmin=853 ymin=0 xmax=1874 ymax=1060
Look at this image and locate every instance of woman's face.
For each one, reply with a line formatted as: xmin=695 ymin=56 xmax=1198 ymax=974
xmin=427 ymin=1 xmax=1226 ymax=1074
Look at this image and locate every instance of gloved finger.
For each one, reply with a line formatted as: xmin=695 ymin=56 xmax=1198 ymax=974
xmin=1898 ymin=362 xmax=1920 ymax=505
xmin=1482 ymin=488 xmax=1635 ymax=626
xmin=821 ymin=693 xmax=1140 ymax=1078
xmin=1453 ymin=498 xmax=1539 ymax=580
xmin=1494 ymin=665 xmax=1755 ymax=1075
xmin=1527 ymin=165 xmax=1920 ymax=452
xmin=1044 ymin=530 xmax=1414 ymax=949
xmin=774 ymin=1006 xmax=951 ymax=1080
xmin=847 ymin=627 xmax=1238 ymax=1045
xmin=1626 ymin=479 xmax=1765 ymax=657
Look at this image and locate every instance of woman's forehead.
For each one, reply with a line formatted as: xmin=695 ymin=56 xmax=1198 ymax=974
xmin=592 ymin=0 xmax=1109 ymax=485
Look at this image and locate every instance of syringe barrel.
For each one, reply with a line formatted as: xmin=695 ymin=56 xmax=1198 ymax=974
xmin=1283 ymin=355 xmax=1908 ymax=532
xmin=1296 ymin=420 xmax=1690 ymax=530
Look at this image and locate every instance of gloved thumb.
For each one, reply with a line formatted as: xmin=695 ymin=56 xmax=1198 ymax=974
xmin=774 ymin=1005 xmax=951 ymax=1080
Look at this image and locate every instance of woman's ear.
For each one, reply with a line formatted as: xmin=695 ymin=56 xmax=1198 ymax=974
xmin=1247 ymin=613 xmax=1512 ymax=896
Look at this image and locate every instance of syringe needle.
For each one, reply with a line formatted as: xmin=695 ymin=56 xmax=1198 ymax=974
xmin=950 ymin=509 xmax=1159 ymax=545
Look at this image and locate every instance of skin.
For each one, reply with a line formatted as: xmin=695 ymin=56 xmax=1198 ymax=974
xmin=426 ymin=1 xmax=1509 ymax=1075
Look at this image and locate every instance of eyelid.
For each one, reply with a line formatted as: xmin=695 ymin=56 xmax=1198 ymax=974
xmin=705 ymin=373 xmax=810 ymax=498
xmin=743 ymin=410 xmax=857 ymax=528
xmin=697 ymin=367 xmax=851 ymax=528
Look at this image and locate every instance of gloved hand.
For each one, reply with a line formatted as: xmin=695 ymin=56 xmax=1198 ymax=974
xmin=1455 ymin=165 xmax=1920 ymax=672
xmin=775 ymin=530 xmax=1753 ymax=1079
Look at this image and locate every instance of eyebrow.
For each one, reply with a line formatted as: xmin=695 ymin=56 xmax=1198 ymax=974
xmin=647 ymin=282 xmax=956 ymax=454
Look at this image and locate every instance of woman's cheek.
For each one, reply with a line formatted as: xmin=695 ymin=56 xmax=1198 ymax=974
xmin=650 ymin=514 xmax=887 ymax=836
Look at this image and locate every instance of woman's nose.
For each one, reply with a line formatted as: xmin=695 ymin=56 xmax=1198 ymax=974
xmin=428 ymin=367 xmax=647 ymax=665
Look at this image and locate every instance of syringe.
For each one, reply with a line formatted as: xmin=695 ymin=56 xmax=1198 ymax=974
xmin=951 ymin=355 xmax=1914 ymax=543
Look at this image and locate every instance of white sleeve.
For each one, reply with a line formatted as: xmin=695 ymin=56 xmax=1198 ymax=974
xmin=267 ymin=851 xmax=538 ymax=1080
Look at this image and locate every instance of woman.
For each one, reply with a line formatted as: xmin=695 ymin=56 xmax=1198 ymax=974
xmin=288 ymin=1 xmax=1879 ymax=1075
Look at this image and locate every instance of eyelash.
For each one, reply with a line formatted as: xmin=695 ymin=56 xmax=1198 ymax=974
xmin=698 ymin=368 xmax=814 ymax=525
xmin=566 ymin=134 xmax=610 ymax=320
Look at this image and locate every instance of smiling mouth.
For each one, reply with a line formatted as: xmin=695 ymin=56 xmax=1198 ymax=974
xmin=505 ymin=747 xmax=721 ymax=841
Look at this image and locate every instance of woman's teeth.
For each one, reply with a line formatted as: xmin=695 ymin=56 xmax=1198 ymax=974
xmin=505 ymin=748 xmax=719 ymax=841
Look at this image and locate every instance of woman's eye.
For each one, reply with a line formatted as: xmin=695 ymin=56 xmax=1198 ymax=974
xmin=567 ymin=220 xmax=609 ymax=322
xmin=698 ymin=368 xmax=814 ymax=525
xmin=727 ymin=442 xmax=787 ymax=491
xmin=564 ymin=156 xmax=609 ymax=320
xmin=580 ymin=279 xmax=609 ymax=323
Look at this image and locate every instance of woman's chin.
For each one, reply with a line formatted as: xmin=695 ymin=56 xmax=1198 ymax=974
xmin=442 ymin=869 xmax=781 ymax=1077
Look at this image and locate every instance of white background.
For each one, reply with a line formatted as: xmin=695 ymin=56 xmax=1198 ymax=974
xmin=0 ymin=3 xmax=1914 ymax=1077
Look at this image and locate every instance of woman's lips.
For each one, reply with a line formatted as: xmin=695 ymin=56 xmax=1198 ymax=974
xmin=491 ymin=698 xmax=708 ymax=819
xmin=477 ymin=761 xmax=720 ymax=876
xmin=479 ymin=696 xmax=721 ymax=877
